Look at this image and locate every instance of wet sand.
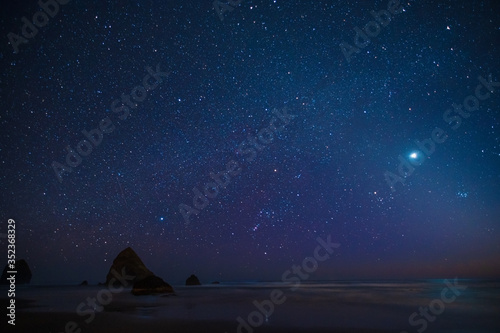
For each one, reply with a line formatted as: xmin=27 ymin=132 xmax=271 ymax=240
xmin=13 ymin=312 xmax=401 ymax=333
xmin=3 ymin=280 xmax=500 ymax=333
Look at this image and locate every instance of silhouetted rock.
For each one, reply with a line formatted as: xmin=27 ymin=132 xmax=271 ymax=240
xmin=132 ymin=275 xmax=174 ymax=295
xmin=211 ymin=281 xmax=220 ymax=284
xmin=1 ymin=259 xmax=32 ymax=284
xmin=105 ymin=247 xmax=154 ymax=286
xmin=80 ymin=280 xmax=88 ymax=286
xmin=186 ymin=274 xmax=201 ymax=286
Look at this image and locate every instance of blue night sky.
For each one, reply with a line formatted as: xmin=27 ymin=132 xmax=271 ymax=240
xmin=0 ymin=0 xmax=499 ymax=284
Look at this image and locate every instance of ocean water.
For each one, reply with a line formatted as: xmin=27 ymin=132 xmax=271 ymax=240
xmin=5 ymin=279 xmax=500 ymax=332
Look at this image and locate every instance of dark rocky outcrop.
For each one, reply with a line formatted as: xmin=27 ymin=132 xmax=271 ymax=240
xmin=185 ymin=274 xmax=201 ymax=286
xmin=211 ymin=281 xmax=220 ymax=284
xmin=104 ymin=247 xmax=175 ymax=295
xmin=1 ymin=259 xmax=32 ymax=284
xmin=80 ymin=280 xmax=88 ymax=286
xmin=105 ymin=247 xmax=174 ymax=295
xmin=105 ymin=247 xmax=154 ymax=286
xmin=132 ymin=275 xmax=174 ymax=295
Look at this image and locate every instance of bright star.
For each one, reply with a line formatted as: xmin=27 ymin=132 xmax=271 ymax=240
xmin=410 ymin=152 xmax=418 ymax=159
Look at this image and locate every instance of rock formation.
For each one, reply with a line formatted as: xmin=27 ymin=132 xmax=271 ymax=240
xmin=1 ymin=259 xmax=32 ymax=284
xmin=132 ymin=275 xmax=174 ymax=295
xmin=105 ymin=247 xmax=154 ymax=286
xmin=186 ymin=274 xmax=201 ymax=286
xmin=105 ymin=247 xmax=175 ymax=296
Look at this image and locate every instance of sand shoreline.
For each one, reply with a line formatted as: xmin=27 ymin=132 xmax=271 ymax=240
xmin=13 ymin=311 xmax=402 ymax=333
xmin=3 ymin=280 xmax=500 ymax=333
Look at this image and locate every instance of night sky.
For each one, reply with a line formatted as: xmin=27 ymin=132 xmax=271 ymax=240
xmin=0 ymin=0 xmax=499 ymax=285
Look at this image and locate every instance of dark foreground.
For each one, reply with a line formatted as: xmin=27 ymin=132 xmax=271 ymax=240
xmin=2 ymin=280 xmax=500 ymax=333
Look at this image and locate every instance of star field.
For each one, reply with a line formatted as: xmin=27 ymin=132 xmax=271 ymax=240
xmin=0 ymin=0 xmax=499 ymax=284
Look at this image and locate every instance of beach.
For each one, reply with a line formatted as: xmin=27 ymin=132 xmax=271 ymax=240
xmin=3 ymin=280 xmax=500 ymax=333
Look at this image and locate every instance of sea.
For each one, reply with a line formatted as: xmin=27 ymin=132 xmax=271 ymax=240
xmin=2 ymin=279 xmax=499 ymax=333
